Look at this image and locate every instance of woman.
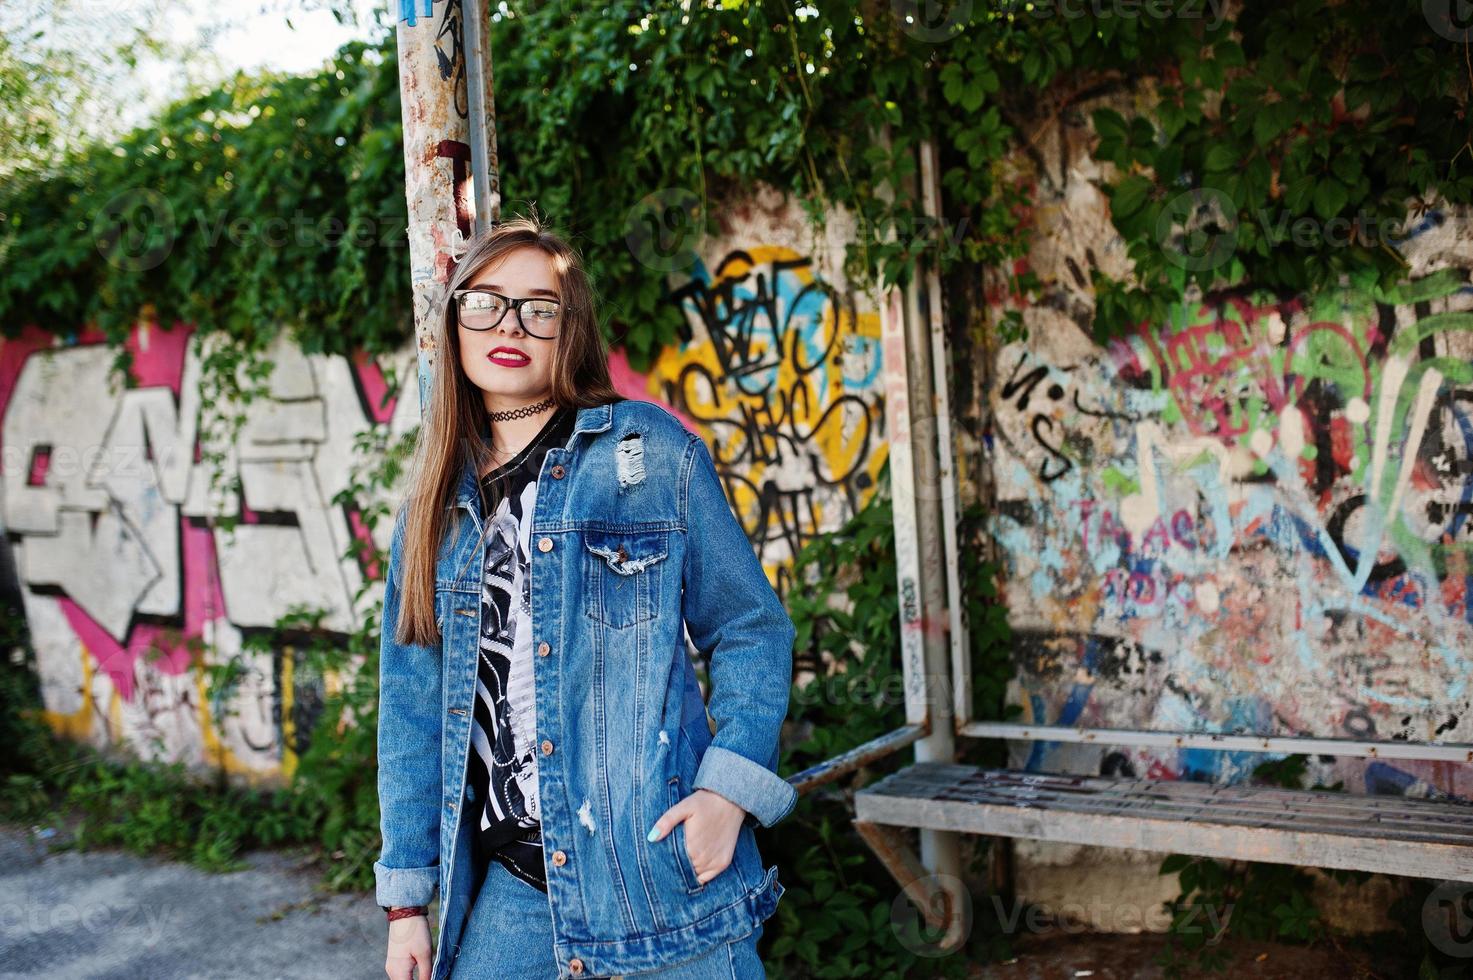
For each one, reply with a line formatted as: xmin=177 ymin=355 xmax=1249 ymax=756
xmin=375 ymin=215 xmax=797 ymax=980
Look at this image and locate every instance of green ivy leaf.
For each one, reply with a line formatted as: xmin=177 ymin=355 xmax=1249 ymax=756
xmin=1204 ymin=143 xmax=1237 ymax=174
xmin=1312 ymin=178 xmax=1348 ymax=221
xmin=1110 ymin=175 xmax=1154 ymax=220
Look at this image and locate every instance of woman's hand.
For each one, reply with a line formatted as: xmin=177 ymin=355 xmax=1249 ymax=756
xmin=648 ymin=788 xmax=748 ymax=885
xmin=385 ymin=913 xmax=433 ymax=980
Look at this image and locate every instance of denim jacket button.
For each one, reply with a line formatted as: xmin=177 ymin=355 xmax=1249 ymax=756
xmin=540 ymin=739 xmax=554 ymax=756
xmin=568 ymin=958 xmax=583 ymax=975
xmin=551 ymin=465 xmax=565 ymax=479
xmin=551 ymin=849 xmax=567 ymax=866
xmin=537 ymin=641 xmax=551 ymax=657
xmin=537 ymin=537 xmax=554 ymax=552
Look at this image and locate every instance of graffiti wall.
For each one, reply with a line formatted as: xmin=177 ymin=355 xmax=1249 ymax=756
xmin=637 ymin=187 xmax=890 ymax=674
xmin=3 ymin=189 xmax=889 ymax=778
xmin=2 ymin=320 xmax=418 ymax=780
xmin=988 ymin=110 xmax=1473 ymax=800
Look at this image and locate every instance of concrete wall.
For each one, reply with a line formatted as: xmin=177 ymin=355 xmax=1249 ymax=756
xmin=3 ymin=321 xmax=418 ymax=780
xmin=2 ymin=185 xmax=888 ymax=781
xmin=980 ymin=92 xmax=1473 ymax=929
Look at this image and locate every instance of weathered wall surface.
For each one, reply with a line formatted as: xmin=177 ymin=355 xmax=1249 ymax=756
xmin=2 ymin=321 xmax=420 ymax=780
xmin=976 ymin=89 xmax=1473 ymax=934
xmin=989 ymin=110 xmax=1473 ymax=797
xmin=2 ymin=184 xmax=888 ymax=779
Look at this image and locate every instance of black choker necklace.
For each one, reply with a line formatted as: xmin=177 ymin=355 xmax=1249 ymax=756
xmin=487 ymin=395 xmax=556 ymax=422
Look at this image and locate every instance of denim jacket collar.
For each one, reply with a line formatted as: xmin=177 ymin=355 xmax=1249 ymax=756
xmin=452 ymin=401 xmax=614 ymax=512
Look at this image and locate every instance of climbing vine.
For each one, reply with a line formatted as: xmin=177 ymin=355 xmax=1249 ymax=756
xmin=1090 ymin=0 xmax=1473 ymax=339
xmin=1 ymin=3 xmax=1468 ymax=367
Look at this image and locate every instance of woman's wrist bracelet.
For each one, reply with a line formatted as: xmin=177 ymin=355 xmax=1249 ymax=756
xmin=385 ymin=905 xmax=429 ymax=922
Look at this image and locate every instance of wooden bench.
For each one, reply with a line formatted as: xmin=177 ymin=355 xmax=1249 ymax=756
xmin=791 ymin=721 xmax=1473 ymax=952
xmin=853 ymin=756 xmax=1473 ymax=882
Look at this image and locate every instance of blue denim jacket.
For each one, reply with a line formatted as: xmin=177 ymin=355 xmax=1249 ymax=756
xmin=375 ymin=399 xmax=797 ymax=979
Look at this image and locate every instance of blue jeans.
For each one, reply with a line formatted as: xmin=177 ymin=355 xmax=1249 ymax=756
xmin=448 ymin=857 xmax=766 ymax=979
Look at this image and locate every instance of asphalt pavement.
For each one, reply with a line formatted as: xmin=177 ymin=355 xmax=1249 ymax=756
xmin=0 ymin=822 xmax=390 ymax=979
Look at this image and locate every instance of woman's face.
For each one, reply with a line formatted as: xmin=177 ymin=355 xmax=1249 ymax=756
xmin=456 ymin=245 xmax=561 ymax=409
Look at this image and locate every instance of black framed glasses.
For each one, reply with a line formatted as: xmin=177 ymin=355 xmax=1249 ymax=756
xmin=452 ymin=289 xmax=566 ymax=338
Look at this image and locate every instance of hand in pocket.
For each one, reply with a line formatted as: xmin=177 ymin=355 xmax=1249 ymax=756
xmin=647 ymin=787 xmax=746 ymax=884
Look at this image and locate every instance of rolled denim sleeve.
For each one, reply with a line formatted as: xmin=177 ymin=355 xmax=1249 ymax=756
xmin=681 ymin=434 xmax=798 ymax=828
xmin=373 ymin=508 xmax=442 ymax=907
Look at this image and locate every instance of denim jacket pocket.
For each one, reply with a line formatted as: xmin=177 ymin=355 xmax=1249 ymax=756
xmin=583 ymin=528 xmax=669 ymax=629
xmin=667 ymin=773 xmax=705 ymax=895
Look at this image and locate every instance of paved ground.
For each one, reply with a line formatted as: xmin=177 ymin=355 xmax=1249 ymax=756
xmin=0 ymin=822 xmax=388 ymax=979
xmin=0 ymin=821 xmax=1420 ymax=979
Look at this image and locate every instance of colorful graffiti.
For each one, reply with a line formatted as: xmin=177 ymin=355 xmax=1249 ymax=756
xmin=4 ymin=240 xmax=886 ymax=775
xmin=1 ymin=319 xmax=413 ymax=780
xmin=991 ymin=267 xmax=1473 ymax=796
xmin=648 ymin=246 xmax=888 ymax=594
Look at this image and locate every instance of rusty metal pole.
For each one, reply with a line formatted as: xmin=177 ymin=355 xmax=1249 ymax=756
xmin=394 ymin=0 xmax=494 ymax=410
xmin=872 ymin=121 xmax=967 ymax=952
xmin=462 ymin=0 xmax=500 ymax=234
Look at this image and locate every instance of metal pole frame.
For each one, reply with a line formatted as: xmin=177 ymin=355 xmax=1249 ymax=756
xmin=461 ymin=0 xmax=499 ymax=235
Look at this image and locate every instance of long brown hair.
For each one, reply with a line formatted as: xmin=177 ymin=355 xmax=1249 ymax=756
xmin=392 ymin=212 xmax=623 ymax=646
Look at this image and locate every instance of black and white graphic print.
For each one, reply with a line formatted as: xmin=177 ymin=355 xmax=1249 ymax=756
xmin=471 ymin=478 xmax=540 ymax=821
xmin=466 ymin=406 xmax=574 ymax=894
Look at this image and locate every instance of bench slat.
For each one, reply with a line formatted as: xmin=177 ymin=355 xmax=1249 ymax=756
xmin=879 ymin=764 xmax=1473 ymax=821
xmin=931 ymin=782 xmax=1473 ymax=842
xmin=854 ymin=763 xmax=1473 ymax=881
xmin=941 ymin=770 xmax=1473 ymax=833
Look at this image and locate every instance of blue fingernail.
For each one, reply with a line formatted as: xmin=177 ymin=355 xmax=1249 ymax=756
xmin=646 ymin=826 xmax=658 ymax=841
